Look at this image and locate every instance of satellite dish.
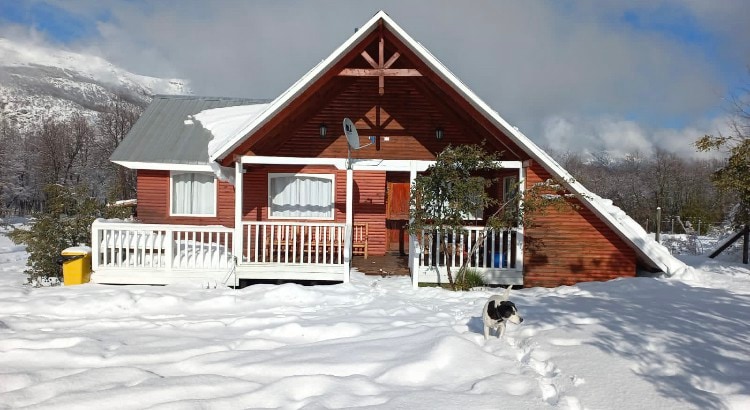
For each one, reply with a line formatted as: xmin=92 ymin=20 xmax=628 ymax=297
xmin=343 ymin=118 xmax=360 ymax=149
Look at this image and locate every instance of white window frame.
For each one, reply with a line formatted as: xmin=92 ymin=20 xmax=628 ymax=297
xmin=267 ymin=173 xmax=336 ymax=220
xmin=445 ymin=182 xmax=483 ymax=221
xmin=169 ymin=171 xmax=218 ymax=217
xmin=502 ymin=175 xmax=520 ymax=226
xmin=459 ymin=191 xmax=484 ymax=221
xmin=503 ymin=176 xmax=518 ymax=204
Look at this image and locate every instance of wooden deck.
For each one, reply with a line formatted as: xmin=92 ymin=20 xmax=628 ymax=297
xmin=352 ymin=254 xmax=410 ymax=276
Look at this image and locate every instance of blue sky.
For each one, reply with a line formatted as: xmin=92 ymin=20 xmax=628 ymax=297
xmin=1 ymin=0 xmax=748 ymax=157
xmin=0 ymin=1 xmax=106 ymax=43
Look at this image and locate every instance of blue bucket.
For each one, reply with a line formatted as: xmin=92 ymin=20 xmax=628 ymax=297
xmin=493 ymin=252 xmax=507 ymax=268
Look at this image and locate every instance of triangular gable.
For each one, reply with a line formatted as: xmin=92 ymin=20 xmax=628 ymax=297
xmin=207 ymin=12 xmax=385 ymax=163
xmin=207 ymin=10 xmax=687 ymax=276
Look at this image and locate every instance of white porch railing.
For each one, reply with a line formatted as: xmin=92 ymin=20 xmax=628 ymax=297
xmin=240 ymin=221 xmax=347 ymax=265
xmin=91 ymin=220 xmax=234 ymax=272
xmin=416 ymin=226 xmax=523 ymax=284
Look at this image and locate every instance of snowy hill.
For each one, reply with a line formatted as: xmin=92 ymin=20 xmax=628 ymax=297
xmin=0 ymin=38 xmax=189 ymax=132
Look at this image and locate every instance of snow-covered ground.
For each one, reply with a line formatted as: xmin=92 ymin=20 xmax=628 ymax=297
xmin=1 ymin=227 xmax=749 ymax=409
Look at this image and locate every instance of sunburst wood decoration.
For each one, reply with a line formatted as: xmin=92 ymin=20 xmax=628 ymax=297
xmin=338 ymin=24 xmax=422 ymax=95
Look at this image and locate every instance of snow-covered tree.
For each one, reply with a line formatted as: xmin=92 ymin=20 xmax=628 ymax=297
xmin=96 ymin=96 xmax=142 ymax=201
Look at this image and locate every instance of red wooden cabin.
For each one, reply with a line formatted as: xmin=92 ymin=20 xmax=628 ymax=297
xmin=94 ymin=11 xmax=683 ymax=287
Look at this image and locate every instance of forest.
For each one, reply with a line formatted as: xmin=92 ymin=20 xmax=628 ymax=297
xmin=0 ymin=98 xmax=142 ymax=215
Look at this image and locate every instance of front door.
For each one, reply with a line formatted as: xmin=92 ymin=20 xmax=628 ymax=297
xmin=386 ymin=177 xmax=410 ymax=254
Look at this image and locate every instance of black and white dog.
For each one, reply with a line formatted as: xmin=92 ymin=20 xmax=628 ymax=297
xmin=482 ymin=286 xmax=523 ymax=339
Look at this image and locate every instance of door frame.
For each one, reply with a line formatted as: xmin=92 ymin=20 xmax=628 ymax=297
xmin=385 ymin=172 xmax=411 ymax=254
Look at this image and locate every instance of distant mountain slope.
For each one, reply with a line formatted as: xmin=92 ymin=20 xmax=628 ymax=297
xmin=0 ymin=38 xmax=189 ymax=133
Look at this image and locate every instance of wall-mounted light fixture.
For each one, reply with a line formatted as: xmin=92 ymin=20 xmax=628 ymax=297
xmin=319 ymin=124 xmax=327 ymax=138
xmin=435 ymin=127 xmax=444 ymax=140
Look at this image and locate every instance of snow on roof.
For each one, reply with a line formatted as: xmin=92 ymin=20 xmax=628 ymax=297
xmin=194 ymin=103 xmax=272 ymax=157
xmin=588 ymin=192 xmax=690 ymax=275
xmin=110 ymin=199 xmax=137 ymax=207
xmin=504 ymin=124 xmax=689 ymax=275
xmin=203 ymin=10 xmax=686 ymax=276
xmin=112 ymin=96 xmax=267 ymax=166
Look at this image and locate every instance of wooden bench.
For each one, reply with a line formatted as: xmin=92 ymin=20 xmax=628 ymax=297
xmin=352 ymin=222 xmax=369 ymax=259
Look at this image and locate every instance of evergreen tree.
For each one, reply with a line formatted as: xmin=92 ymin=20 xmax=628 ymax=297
xmin=8 ymin=184 xmax=104 ymax=284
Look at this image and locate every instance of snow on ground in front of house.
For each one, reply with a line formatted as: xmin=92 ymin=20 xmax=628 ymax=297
xmin=1 ymin=228 xmax=750 ymax=409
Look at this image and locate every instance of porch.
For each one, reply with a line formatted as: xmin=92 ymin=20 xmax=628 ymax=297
xmin=90 ymin=219 xmax=523 ymax=286
xmin=90 ymin=157 xmax=525 ymax=287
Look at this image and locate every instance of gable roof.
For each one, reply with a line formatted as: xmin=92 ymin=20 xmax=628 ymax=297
xmin=204 ymin=10 xmax=687 ymax=276
xmin=111 ymin=95 xmax=269 ymax=167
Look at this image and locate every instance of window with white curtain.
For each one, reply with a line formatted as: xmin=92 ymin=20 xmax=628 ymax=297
xmin=170 ymin=172 xmax=216 ymax=216
xmin=268 ymin=173 xmax=335 ymax=219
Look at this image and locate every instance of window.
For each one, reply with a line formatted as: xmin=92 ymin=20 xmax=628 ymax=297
xmin=268 ymin=173 xmax=335 ymax=219
xmin=503 ymin=176 xmax=519 ymax=224
xmin=462 ymin=196 xmax=484 ymax=220
xmin=170 ymin=172 xmax=216 ymax=216
xmin=503 ymin=176 xmax=518 ymax=204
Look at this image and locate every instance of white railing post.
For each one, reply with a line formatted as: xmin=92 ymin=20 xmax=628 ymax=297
xmin=234 ymin=161 xmax=244 ymax=264
xmin=517 ymin=164 xmax=527 ymax=273
xmin=91 ymin=220 xmax=100 ymax=272
xmin=344 ymin=168 xmax=353 ymax=282
xmin=409 ymin=160 xmax=419 ymax=288
xmin=165 ymin=228 xmax=174 ymax=271
xmin=515 ymin=228 xmax=524 ymax=272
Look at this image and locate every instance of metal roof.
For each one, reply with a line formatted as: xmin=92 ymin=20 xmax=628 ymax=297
xmin=111 ymin=95 xmax=269 ymax=165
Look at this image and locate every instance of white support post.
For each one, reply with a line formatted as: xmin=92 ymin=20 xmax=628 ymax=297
xmin=91 ymin=221 xmax=99 ymax=272
xmin=234 ymin=162 xmax=244 ymax=271
xmin=344 ymin=168 xmax=353 ymax=283
xmin=165 ymin=229 xmax=173 ymax=271
xmin=409 ymin=160 xmax=419 ymax=289
xmin=516 ymin=165 xmax=526 ymax=273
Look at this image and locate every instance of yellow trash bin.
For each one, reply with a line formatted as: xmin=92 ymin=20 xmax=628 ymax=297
xmin=59 ymin=247 xmax=92 ymax=286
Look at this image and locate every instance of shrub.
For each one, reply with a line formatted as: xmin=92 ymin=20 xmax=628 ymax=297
xmin=8 ymin=184 xmax=105 ymax=284
xmin=455 ymin=268 xmax=486 ymax=291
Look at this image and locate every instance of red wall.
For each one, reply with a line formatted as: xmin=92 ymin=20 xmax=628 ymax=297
xmin=135 ymin=163 xmax=639 ymax=286
xmin=522 ymin=163 xmax=636 ymax=287
xmin=136 ymin=169 xmax=235 ymax=227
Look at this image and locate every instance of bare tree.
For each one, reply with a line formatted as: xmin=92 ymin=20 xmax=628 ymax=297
xmin=96 ymin=96 xmax=142 ymax=200
xmin=696 ymin=75 xmax=750 ymax=226
xmin=63 ymin=113 xmax=95 ymax=185
xmin=33 ymin=119 xmax=69 ymax=186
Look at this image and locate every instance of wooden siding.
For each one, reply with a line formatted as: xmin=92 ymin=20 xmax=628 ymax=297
xmin=136 ymin=170 xmax=235 ymax=227
xmin=242 ymin=166 xmax=387 ymax=256
xmin=233 ymin=32 xmax=526 ymax=162
xmin=254 ymin=77 xmax=523 ymax=161
xmin=523 ymin=163 xmax=636 ymax=287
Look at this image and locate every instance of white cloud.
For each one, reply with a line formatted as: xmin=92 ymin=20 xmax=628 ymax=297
xmin=540 ymin=114 xmax=733 ymax=159
xmin=3 ymin=1 xmax=748 ymax=157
